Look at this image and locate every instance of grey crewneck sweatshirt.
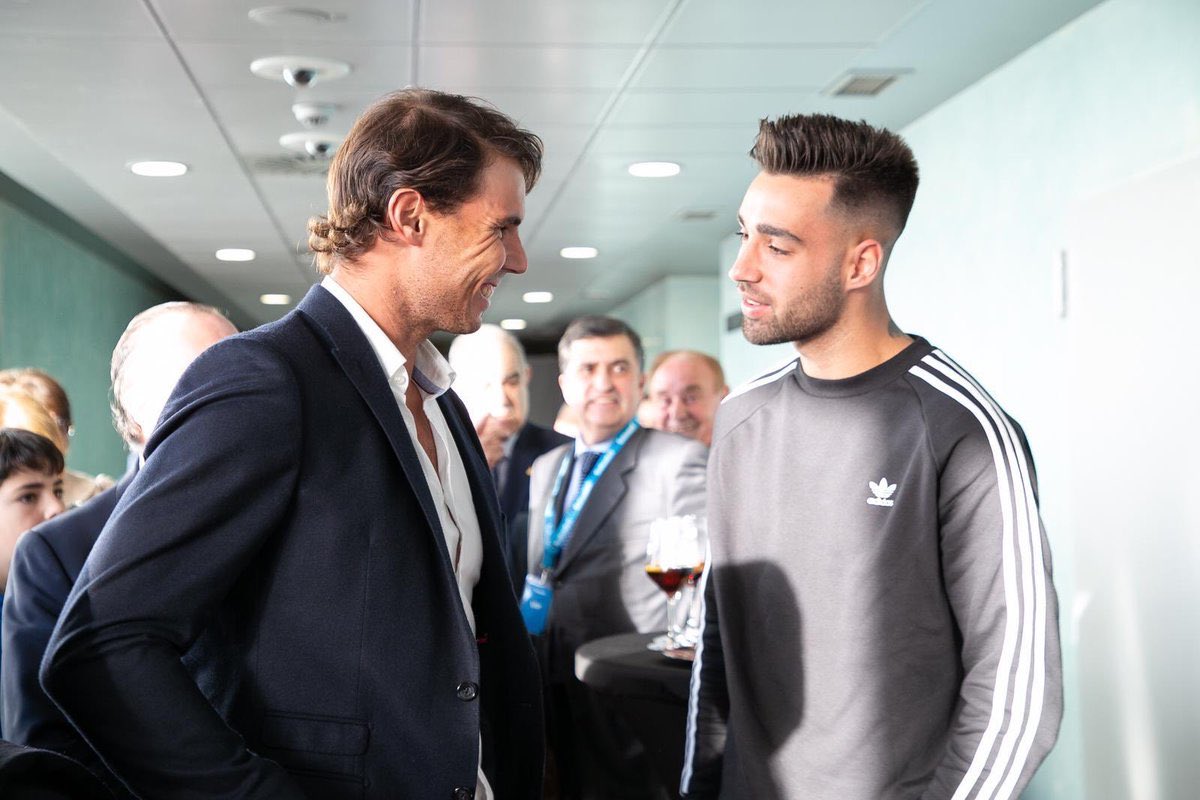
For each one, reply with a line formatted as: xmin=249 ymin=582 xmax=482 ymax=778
xmin=682 ymin=337 xmax=1062 ymax=800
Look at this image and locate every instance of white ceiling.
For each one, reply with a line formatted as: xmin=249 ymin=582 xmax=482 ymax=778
xmin=0 ymin=0 xmax=1103 ymax=337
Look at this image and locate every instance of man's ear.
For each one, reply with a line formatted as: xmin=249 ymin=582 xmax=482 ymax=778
xmin=846 ymin=238 xmax=885 ymax=290
xmin=385 ymin=188 xmax=426 ymax=245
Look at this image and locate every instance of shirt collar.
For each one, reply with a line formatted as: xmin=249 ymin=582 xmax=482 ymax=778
xmin=321 ymin=276 xmax=454 ymax=398
xmin=574 ymin=435 xmax=614 ymax=456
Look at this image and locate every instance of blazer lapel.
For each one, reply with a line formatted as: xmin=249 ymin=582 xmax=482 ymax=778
xmin=553 ymin=428 xmax=643 ymax=576
xmin=296 ymin=286 xmax=444 ymax=540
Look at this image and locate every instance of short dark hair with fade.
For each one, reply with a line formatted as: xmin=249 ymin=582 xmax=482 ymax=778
xmin=751 ymin=113 xmax=919 ymax=236
xmin=308 ymin=87 xmax=544 ymax=274
xmin=557 ymin=316 xmax=644 ymax=373
xmin=0 ymin=428 xmax=65 ymax=484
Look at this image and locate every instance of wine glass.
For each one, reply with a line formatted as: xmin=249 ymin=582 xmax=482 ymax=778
xmin=644 ymin=515 xmax=707 ymax=651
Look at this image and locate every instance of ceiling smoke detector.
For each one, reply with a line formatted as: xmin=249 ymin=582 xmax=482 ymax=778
xmin=250 ymin=56 xmax=351 ymax=88
xmin=292 ymin=102 xmax=338 ymax=128
xmin=825 ymin=70 xmax=909 ymax=98
xmin=249 ymin=7 xmax=345 ymax=27
xmin=279 ymin=132 xmax=342 ymax=160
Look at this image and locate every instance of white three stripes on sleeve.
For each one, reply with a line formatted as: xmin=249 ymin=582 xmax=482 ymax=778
xmin=680 ymin=539 xmax=714 ymax=792
xmin=909 ymin=352 xmax=1050 ymax=800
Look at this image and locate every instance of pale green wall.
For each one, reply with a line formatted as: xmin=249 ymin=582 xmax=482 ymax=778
xmin=0 ymin=174 xmax=177 ymax=477
xmin=884 ymin=0 xmax=1198 ymax=796
xmin=609 ymin=275 xmax=721 ymax=369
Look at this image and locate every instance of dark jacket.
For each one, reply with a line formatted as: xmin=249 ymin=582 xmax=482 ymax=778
xmin=2 ymin=468 xmax=136 ymax=794
xmin=496 ymin=423 xmax=570 ymax=590
xmin=41 ymin=285 xmax=544 ymax=799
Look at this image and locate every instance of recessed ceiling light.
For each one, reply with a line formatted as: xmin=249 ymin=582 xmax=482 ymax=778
xmin=216 ymin=248 xmax=256 ymax=262
xmin=522 ymin=291 xmax=554 ymax=304
xmin=260 ymin=293 xmax=292 ymax=306
xmin=500 ymin=319 xmax=527 ymax=331
xmin=129 ymin=161 xmax=188 ymax=177
xmin=560 ymin=246 xmax=598 ymax=260
xmin=628 ymin=161 xmax=680 ymax=178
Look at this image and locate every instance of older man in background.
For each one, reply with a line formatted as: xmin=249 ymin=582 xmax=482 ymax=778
xmin=2 ymin=301 xmax=235 ymax=793
xmin=527 ymin=315 xmax=707 ymax=800
xmin=644 ymin=350 xmax=728 ymax=447
xmin=448 ymin=324 xmax=568 ymax=590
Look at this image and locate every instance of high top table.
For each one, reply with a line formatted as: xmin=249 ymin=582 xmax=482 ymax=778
xmin=575 ymin=632 xmax=694 ymax=797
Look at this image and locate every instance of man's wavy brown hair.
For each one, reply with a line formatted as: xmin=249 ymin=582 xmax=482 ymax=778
xmin=752 ymin=113 xmax=919 ymax=237
xmin=308 ymin=88 xmax=543 ymax=273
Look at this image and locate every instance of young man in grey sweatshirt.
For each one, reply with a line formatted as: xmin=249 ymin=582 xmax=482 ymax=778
xmin=681 ymin=114 xmax=1062 ymax=800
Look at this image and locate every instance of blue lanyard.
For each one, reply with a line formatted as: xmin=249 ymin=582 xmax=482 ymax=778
xmin=541 ymin=419 xmax=640 ymax=571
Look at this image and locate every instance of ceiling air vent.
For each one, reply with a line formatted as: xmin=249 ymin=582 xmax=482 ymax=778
xmin=248 ymin=154 xmax=330 ymax=177
xmin=825 ymin=70 xmax=908 ymax=98
xmin=678 ymin=209 xmax=719 ymax=222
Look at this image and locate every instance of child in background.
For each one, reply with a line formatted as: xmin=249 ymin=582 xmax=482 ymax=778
xmin=0 ymin=429 xmax=65 ymax=595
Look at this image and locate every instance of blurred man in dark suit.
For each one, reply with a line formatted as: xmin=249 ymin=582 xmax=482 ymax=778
xmin=449 ymin=324 xmax=568 ymax=590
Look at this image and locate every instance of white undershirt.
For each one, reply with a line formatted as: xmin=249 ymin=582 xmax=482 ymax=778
xmin=322 ymin=277 xmax=491 ymax=799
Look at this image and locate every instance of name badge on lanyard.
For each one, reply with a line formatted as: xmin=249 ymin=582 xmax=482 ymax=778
xmin=519 ymin=419 xmax=640 ymax=634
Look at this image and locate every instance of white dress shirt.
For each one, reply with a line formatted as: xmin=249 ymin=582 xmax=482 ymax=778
xmin=322 ymin=276 xmax=492 ymax=799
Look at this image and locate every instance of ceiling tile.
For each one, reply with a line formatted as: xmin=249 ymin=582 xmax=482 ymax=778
xmin=660 ymin=0 xmax=928 ymax=45
xmin=632 ymin=45 xmax=866 ymax=91
xmin=0 ymin=0 xmax=155 ymax=38
xmin=420 ymin=0 xmax=672 ymax=45
xmin=153 ymin=0 xmax=415 ymax=44
xmin=419 ymin=45 xmax=637 ymax=91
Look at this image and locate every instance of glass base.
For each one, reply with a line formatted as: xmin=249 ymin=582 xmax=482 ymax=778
xmin=645 ymin=634 xmax=674 ymax=651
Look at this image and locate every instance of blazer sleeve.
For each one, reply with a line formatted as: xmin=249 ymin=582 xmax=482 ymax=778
xmin=40 ymin=338 xmax=307 ymax=799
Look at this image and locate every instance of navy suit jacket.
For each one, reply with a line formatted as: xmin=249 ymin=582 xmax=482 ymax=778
xmin=496 ymin=423 xmax=569 ymax=590
xmin=41 ymin=286 xmax=544 ymax=799
xmin=2 ymin=467 xmax=136 ymax=791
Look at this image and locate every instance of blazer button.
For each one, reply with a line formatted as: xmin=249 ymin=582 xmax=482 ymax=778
xmin=456 ymin=681 xmax=479 ymax=701
xmin=453 ymin=787 xmax=475 ymax=800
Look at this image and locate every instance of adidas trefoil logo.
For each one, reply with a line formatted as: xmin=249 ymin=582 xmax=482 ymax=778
xmin=867 ymin=478 xmax=897 ymax=507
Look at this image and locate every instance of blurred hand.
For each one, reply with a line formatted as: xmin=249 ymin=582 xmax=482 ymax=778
xmin=475 ymin=414 xmax=521 ymax=468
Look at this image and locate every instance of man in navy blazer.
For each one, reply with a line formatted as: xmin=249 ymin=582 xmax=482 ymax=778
xmin=42 ymin=89 xmax=546 ymax=799
xmin=1 ymin=301 xmax=236 ymax=792
xmin=448 ymin=325 xmax=570 ymax=590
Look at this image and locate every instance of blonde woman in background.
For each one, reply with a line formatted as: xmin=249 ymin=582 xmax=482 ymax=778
xmin=0 ymin=370 xmax=113 ymax=506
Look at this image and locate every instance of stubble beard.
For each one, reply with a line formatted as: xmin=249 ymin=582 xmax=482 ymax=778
xmin=741 ymin=266 xmax=845 ymax=347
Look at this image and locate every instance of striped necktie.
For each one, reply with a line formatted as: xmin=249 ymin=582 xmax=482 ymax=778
xmin=564 ymin=450 xmax=601 ymax=511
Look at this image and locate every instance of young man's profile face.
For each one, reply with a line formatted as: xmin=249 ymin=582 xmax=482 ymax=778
xmin=730 ymin=172 xmax=850 ymax=347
